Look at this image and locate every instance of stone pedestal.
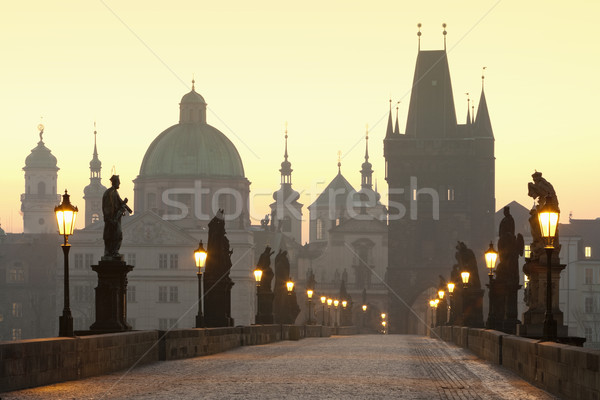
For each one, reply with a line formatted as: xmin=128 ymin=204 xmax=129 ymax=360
xmin=519 ymin=258 xmax=568 ymax=338
xmin=89 ymin=257 xmax=134 ymax=333
xmin=463 ymin=288 xmax=484 ymax=328
xmin=204 ymin=276 xmax=235 ymax=327
xmin=255 ymin=291 xmax=274 ymax=324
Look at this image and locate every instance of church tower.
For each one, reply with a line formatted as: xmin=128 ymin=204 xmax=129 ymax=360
xmin=383 ymin=26 xmax=495 ymax=333
xmin=270 ymin=126 xmax=303 ymax=243
xmin=83 ymin=126 xmax=107 ymax=227
xmin=21 ymin=124 xmax=60 ymax=233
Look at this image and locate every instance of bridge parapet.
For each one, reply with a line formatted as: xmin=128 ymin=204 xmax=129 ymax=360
xmin=431 ymin=326 xmax=600 ymax=399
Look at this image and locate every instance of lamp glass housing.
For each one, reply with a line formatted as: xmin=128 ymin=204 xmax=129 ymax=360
xmin=538 ymin=199 xmax=560 ymax=248
xmin=438 ymin=290 xmax=445 ymax=299
xmin=55 ymin=190 xmax=78 ymax=237
xmin=362 ymin=304 xmax=367 ymax=311
xmin=286 ymin=280 xmax=294 ymax=293
xmin=342 ymin=300 xmax=347 ymax=308
xmin=327 ymin=298 xmax=333 ymax=306
xmin=194 ymin=241 xmax=207 ymax=269
xmin=307 ymin=289 xmax=314 ymax=299
xmin=461 ymin=271 xmax=470 ymax=284
xmin=333 ymin=299 xmax=339 ymax=307
xmin=447 ymin=282 xmax=455 ymax=293
xmin=253 ymin=268 xmax=263 ymax=283
xmin=485 ymin=242 xmax=498 ymax=273
xmin=320 ymin=296 xmax=327 ymax=304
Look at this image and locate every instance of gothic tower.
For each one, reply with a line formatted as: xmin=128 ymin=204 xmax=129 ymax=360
xmin=270 ymin=127 xmax=303 ymax=243
xmin=83 ymin=126 xmax=107 ymax=227
xmin=21 ymin=124 xmax=60 ymax=233
xmin=383 ymin=28 xmax=495 ymax=333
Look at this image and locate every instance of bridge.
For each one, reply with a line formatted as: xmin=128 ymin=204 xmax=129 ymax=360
xmin=2 ymin=331 xmax=557 ymax=400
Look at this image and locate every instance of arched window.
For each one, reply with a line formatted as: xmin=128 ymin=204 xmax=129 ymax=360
xmin=37 ymin=181 xmax=46 ymax=195
xmin=316 ymin=218 xmax=324 ymax=240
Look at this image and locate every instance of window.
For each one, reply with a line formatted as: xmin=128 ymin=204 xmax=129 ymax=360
xmin=316 ymin=218 xmax=324 ymax=240
xmin=38 ymin=181 xmax=46 ymax=195
xmin=91 ymin=213 xmax=100 ymax=224
xmin=8 ymin=263 xmax=25 ymax=283
xmin=585 ymin=297 xmax=593 ymax=313
xmin=158 ymin=286 xmax=167 ymax=302
xmin=12 ymin=328 xmax=22 ymax=341
xmin=159 ymin=254 xmax=167 ymax=269
xmin=12 ymin=302 xmax=22 ymax=318
xmin=447 ymin=188 xmax=455 ymax=201
xmin=159 ymin=318 xmax=169 ymax=330
xmin=169 ymin=254 xmax=178 ymax=269
xmin=524 ymin=245 xmax=531 ymax=259
xmin=169 ymin=286 xmax=179 ymax=303
xmin=585 ymin=268 xmax=593 ymax=285
xmin=75 ymin=254 xmax=84 ymax=269
xmin=127 ymin=253 xmax=136 ymax=266
xmin=127 ymin=286 xmax=136 ymax=303
xmin=585 ymin=246 xmax=592 ymax=258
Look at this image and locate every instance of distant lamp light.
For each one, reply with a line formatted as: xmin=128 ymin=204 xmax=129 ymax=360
xmin=524 ymin=275 xmax=530 ymax=288
xmin=429 ymin=299 xmax=436 ymax=308
xmin=362 ymin=304 xmax=367 ymax=312
xmin=447 ymin=282 xmax=455 ymax=293
xmin=327 ymin=298 xmax=333 ymax=306
xmin=307 ymin=289 xmax=314 ymax=299
xmin=434 ymin=298 xmax=439 ymax=307
xmin=381 ymin=313 xmax=386 ymax=320
xmin=286 ymin=280 xmax=294 ymax=294
xmin=438 ymin=290 xmax=445 ymax=300
xmin=321 ymin=296 xmax=327 ymax=304
xmin=485 ymin=242 xmax=498 ymax=276
xmin=194 ymin=241 xmax=207 ymax=270
xmin=333 ymin=299 xmax=339 ymax=307
xmin=342 ymin=300 xmax=347 ymax=308
xmin=253 ymin=268 xmax=263 ymax=284
xmin=461 ymin=271 xmax=470 ymax=285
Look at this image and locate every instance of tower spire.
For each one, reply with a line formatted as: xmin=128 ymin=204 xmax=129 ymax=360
xmin=442 ymin=23 xmax=447 ymax=51
xmin=465 ymin=93 xmax=471 ymax=125
xmin=337 ymin=150 xmax=342 ymax=174
xmin=385 ymin=99 xmax=394 ymax=138
xmin=364 ymin=124 xmax=369 ymax=161
xmin=279 ymin=123 xmax=293 ymax=184
xmin=417 ymin=23 xmax=422 ymax=51
xmin=93 ymin=121 xmax=98 ymax=156
xmin=482 ymin=66 xmax=487 ymax=90
xmin=361 ymin=125 xmax=374 ymax=190
xmin=394 ymin=101 xmax=400 ymax=134
xmin=284 ymin=121 xmax=289 ymax=161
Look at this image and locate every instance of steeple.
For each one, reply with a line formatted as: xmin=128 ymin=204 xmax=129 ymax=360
xmin=279 ymin=123 xmax=293 ymax=184
xmin=394 ymin=103 xmax=400 ymax=134
xmin=475 ymin=68 xmax=493 ymax=138
xmin=337 ymin=150 xmax=342 ymax=175
xmin=360 ymin=126 xmax=373 ymax=190
xmin=83 ymin=124 xmax=107 ymax=226
xmin=385 ymin=100 xmax=394 ymax=138
xmin=465 ymin=94 xmax=471 ymax=125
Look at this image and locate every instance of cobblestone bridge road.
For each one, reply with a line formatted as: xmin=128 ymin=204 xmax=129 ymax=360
xmin=4 ymin=335 xmax=557 ymax=400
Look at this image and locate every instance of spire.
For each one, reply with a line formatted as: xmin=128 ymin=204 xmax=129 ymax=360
xmin=337 ymin=150 xmax=342 ymax=175
xmin=93 ymin=121 xmax=98 ymax=157
xmin=442 ymin=23 xmax=447 ymax=51
xmin=192 ymin=78 xmax=195 ymax=91
xmin=361 ymin=126 xmax=373 ymax=190
xmin=394 ymin=102 xmax=400 ymax=134
xmin=475 ymin=71 xmax=493 ymax=138
xmin=385 ymin=99 xmax=394 ymax=138
xmin=89 ymin=123 xmax=102 ymax=179
xmin=417 ymin=23 xmax=422 ymax=51
xmin=279 ymin=123 xmax=293 ymax=183
xmin=465 ymin=93 xmax=471 ymax=125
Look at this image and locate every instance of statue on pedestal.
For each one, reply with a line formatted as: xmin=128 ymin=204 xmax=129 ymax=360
xmin=527 ymin=171 xmax=560 ymax=261
xmin=102 ymin=175 xmax=131 ymax=259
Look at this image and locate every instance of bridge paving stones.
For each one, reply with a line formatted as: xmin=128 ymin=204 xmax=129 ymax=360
xmin=3 ymin=334 xmax=557 ymax=400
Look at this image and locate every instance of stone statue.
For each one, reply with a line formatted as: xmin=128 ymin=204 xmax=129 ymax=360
xmin=306 ymin=268 xmax=316 ymax=291
xmin=455 ymin=241 xmax=481 ymax=289
xmin=273 ymin=250 xmax=299 ymax=324
xmin=257 ymin=246 xmax=275 ymax=292
xmin=496 ymin=206 xmax=523 ymax=285
xmin=527 ymin=171 xmax=560 ymax=260
xmin=102 ymin=175 xmax=131 ymax=258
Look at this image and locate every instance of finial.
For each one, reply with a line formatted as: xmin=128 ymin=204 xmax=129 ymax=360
xmin=365 ymin=124 xmax=369 ymax=161
xmin=337 ymin=150 xmax=342 ymax=174
xmin=417 ymin=23 xmax=422 ymax=50
xmin=192 ymin=77 xmax=195 ymax=91
xmin=442 ymin=23 xmax=447 ymax=50
xmin=37 ymin=116 xmax=44 ymax=142
xmin=482 ymin=66 xmax=487 ymax=89
xmin=93 ymin=121 xmax=98 ymax=156
xmin=111 ymin=165 xmax=116 ymax=176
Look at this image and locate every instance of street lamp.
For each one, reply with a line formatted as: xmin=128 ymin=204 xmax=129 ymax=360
xmin=429 ymin=299 xmax=436 ymax=328
xmin=447 ymin=283 xmax=455 ymax=293
xmin=327 ymin=298 xmax=333 ymax=326
xmin=194 ymin=241 xmax=207 ymax=328
xmin=538 ymin=196 xmax=560 ymax=341
xmin=286 ymin=279 xmax=294 ymax=295
xmin=306 ymin=289 xmax=314 ymax=324
xmin=55 ymin=190 xmax=78 ymax=337
xmin=447 ymin=282 xmax=455 ymax=325
xmin=381 ymin=320 xmax=387 ymax=334
xmin=333 ymin=299 xmax=340 ymax=327
xmin=362 ymin=304 xmax=367 ymax=312
xmin=484 ymin=242 xmax=498 ymax=330
xmin=320 ymin=296 xmax=327 ymax=325
xmin=253 ymin=267 xmax=262 ymax=324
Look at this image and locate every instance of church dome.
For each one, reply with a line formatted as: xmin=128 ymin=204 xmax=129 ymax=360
xmin=139 ymin=88 xmax=244 ymax=178
xmin=24 ymin=141 xmax=58 ymax=170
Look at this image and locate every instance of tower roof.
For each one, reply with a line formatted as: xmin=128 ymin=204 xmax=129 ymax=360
xmin=89 ymin=128 xmax=102 ymax=170
xmin=405 ymin=50 xmax=457 ymax=137
xmin=475 ymin=88 xmax=494 ymax=138
xmin=309 ymin=170 xmax=356 ymax=209
xmin=23 ymin=126 xmax=58 ymax=171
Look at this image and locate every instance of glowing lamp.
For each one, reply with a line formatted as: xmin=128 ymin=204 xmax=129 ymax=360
xmin=485 ymin=242 xmax=498 ymax=276
xmin=194 ymin=241 xmax=207 ymax=269
xmin=55 ymin=190 xmax=78 ymax=241
xmin=537 ymin=196 xmax=560 ymax=248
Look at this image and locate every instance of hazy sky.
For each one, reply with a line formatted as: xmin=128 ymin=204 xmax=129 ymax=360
xmin=1 ymin=1 xmax=599 ymax=237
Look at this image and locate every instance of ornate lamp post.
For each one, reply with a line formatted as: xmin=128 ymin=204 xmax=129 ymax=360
xmin=194 ymin=241 xmax=208 ymax=328
xmin=341 ymin=300 xmax=347 ymax=326
xmin=428 ymin=299 xmax=436 ymax=328
xmin=538 ymin=196 xmax=560 ymax=341
xmin=381 ymin=320 xmax=387 ymax=334
xmin=461 ymin=271 xmax=470 ymax=288
xmin=306 ymin=289 xmax=314 ymax=324
xmin=320 ymin=296 xmax=327 ymax=325
xmin=327 ymin=298 xmax=333 ymax=326
xmin=484 ymin=242 xmax=498 ymax=330
xmin=437 ymin=289 xmax=446 ymax=326
xmin=253 ymin=267 xmax=262 ymax=324
xmin=333 ymin=299 xmax=340 ymax=327
xmin=55 ymin=190 xmax=78 ymax=337
xmin=286 ymin=279 xmax=294 ymax=295
xmin=362 ymin=304 xmax=367 ymax=329
xmin=447 ymin=282 xmax=455 ymax=325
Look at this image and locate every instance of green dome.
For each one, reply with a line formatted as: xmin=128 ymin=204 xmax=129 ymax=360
xmin=24 ymin=141 xmax=58 ymax=170
xmin=139 ymin=123 xmax=245 ymax=178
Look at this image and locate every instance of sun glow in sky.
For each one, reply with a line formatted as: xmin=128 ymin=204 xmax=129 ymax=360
xmin=1 ymin=1 xmax=599 ymax=237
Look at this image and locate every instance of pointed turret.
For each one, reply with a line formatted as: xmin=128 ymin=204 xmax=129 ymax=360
xmin=360 ymin=128 xmax=373 ymax=190
xmin=83 ymin=125 xmax=107 ymax=226
xmin=394 ymin=104 xmax=400 ymax=135
xmin=475 ymin=83 xmax=493 ymax=138
xmin=385 ymin=100 xmax=394 ymax=138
